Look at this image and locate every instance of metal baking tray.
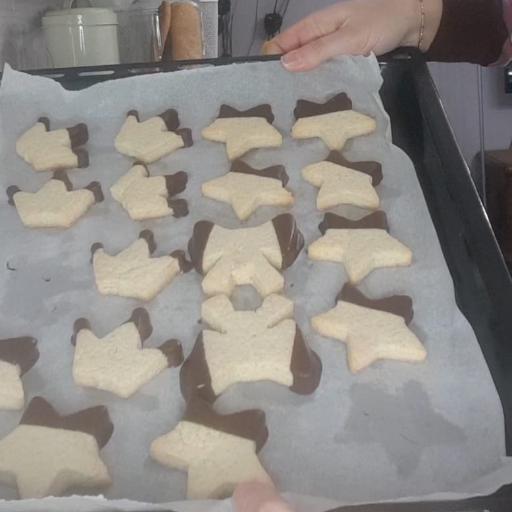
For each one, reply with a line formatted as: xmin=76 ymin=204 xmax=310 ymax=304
xmin=12 ymin=50 xmax=512 ymax=512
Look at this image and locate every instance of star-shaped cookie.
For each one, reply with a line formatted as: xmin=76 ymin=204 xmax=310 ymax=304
xmin=150 ymin=397 xmax=272 ymax=499
xmin=312 ymin=284 xmax=426 ymax=372
xmin=7 ymin=171 xmax=103 ymax=229
xmin=180 ymin=294 xmax=321 ymax=402
xmin=92 ymin=230 xmax=192 ymax=302
xmin=72 ymin=308 xmax=183 ymax=398
xmin=16 ymin=117 xmax=89 ymax=172
xmin=115 ymin=109 xmax=193 ymax=163
xmin=0 ymin=337 xmax=39 ymax=410
xmin=292 ymin=93 xmax=376 ymax=151
xmin=309 ymin=212 xmax=412 ymax=283
xmin=202 ymin=160 xmax=294 ymax=220
xmin=0 ymin=396 xmax=113 ymax=498
xmin=111 ymin=163 xmax=188 ymax=221
xmin=188 ymin=213 xmax=304 ymax=297
xmin=202 ymin=104 xmax=283 ymax=160
xmin=302 ymin=151 xmax=382 ymax=211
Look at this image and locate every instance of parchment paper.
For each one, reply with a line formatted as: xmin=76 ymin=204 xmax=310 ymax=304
xmin=1 ymin=56 xmax=512 ymax=512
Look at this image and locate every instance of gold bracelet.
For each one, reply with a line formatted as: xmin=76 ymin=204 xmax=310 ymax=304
xmin=418 ymin=0 xmax=426 ymax=50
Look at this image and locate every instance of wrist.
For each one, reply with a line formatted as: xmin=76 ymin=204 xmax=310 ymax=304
xmin=401 ymin=0 xmax=443 ymax=51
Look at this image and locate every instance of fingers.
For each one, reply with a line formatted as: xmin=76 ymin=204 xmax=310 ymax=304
xmin=282 ymin=29 xmax=359 ymax=72
xmin=233 ymin=482 xmax=294 ymax=512
xmin=271 ymin=4 xmax=346 ymax=54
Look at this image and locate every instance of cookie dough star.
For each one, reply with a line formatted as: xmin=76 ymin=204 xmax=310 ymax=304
xmin=92 ymin=230 xmax=191 ymax=301
xmin=7 ymin=171 xmax=103 ymax=229
xmin=202 ymin=161 xmax=294 ymax=220
xmin=111 ymin=164 xmax=188 ymax=220
xmin=302 ymin=160 xmax=379 ymax=211
xmin=202 ymin=104 xmax=283 ymax=160
xmin=150 ymin=398 xmax=272 ymax=499
xmin=115 ymin=109 xmax=192 ymax=163
xmin=0 ymin=397 xmax=113 ymax=498
xmin=16 ymin=117 xmax=89 ymax=172
xmin=292 ymin=93 xmax=376 ymax=151
xmin=312 ymin=285 xmax=426 ymax=372
xmin=72 ymin=308 xmax=183 ymax=398
xmin=308 ymin=212 xmax=412 ymax=284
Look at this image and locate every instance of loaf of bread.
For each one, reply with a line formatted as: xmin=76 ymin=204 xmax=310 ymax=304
xmin=170 ymin=1 xmax=203 ymax=61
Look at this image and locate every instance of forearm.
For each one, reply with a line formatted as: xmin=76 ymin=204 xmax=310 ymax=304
xmin=401 ymin=0 xmax=443 ymax=51
xmin=264 ymin=0 xmax=511 ymax=71
xmin=426 ymin=0 xmax=509 ymax=65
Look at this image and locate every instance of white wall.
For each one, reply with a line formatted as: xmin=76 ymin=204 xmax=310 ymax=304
xmin=428 ymin=62 xmax=482 ymax=162
xmin=482 ymin=66 xmax=512 ymax=151
xmin=0 ymin=0 xmax=62 ymax=69
xmin=429 ymin=63 xmax=512 ymax=161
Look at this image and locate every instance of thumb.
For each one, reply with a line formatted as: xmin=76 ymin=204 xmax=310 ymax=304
xmin=233 ymin=482 xmax=294 ymax=512
xmin=282 ymin=28 xmax=359 ymax=72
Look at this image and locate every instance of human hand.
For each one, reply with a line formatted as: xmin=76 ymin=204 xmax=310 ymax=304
xmin=263 ymin=0 xmax=442 ymax=71
xmin=233 ymin=482 xmax=294 ymax=512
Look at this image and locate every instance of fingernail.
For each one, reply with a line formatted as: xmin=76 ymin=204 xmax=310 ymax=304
xmin=282 ymin=51 xmax=302 ymax=70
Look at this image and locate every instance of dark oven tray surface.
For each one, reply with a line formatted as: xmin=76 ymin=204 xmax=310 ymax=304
xmin=7 ymin=50 xmax=512 ymax=512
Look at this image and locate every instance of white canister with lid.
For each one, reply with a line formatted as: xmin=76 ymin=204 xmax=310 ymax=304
xmin=43 ymin=8 xmax=120 ymax=68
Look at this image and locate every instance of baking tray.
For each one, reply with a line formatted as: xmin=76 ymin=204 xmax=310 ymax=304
xmin=8 ymin=50 xmax=512 ymax=512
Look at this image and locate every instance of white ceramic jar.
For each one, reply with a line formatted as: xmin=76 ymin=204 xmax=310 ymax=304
xmin=43 ymin=8 xmax=120 ymax=68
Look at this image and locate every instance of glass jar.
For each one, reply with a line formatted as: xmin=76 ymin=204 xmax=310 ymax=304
xmin=116 ymin=8 xmax=162 ymax=64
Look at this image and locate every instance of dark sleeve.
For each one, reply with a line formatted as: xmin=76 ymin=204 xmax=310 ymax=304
xmin=426 ymin=0 xmax=509 ymax=65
